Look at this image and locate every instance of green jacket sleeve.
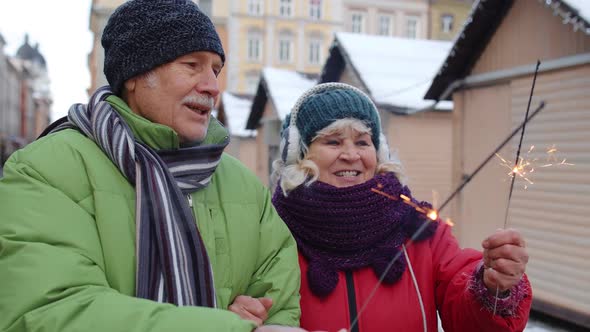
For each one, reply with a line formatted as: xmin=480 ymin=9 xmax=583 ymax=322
xmin=0 ymin=154 xmax=256 ymax=332
xmin=243 ymin=188 xmax=301 ymax=326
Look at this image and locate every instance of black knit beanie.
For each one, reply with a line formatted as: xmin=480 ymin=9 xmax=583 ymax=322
xmin=101 ymin=0 xmax=225 ymax=95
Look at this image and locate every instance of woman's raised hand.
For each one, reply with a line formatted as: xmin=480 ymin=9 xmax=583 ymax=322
xmin=482 ymin=228 xmax=529 ymax=292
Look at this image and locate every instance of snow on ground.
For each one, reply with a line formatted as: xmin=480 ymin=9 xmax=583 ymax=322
xmin=525 ymin=318 xmax=577 ymax=332
xmin=437 ymin=314 xmax=579 ymax=331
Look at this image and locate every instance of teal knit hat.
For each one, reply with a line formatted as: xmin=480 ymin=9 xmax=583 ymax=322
xmin=280 ymin=83 xmax=391 ymax=165
xmin=297 ymin=88 xmax=381 ymax=148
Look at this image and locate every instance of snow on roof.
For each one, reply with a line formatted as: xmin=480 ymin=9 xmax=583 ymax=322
xmin=221 ymin=92 xmax=256 ymax=138
xmin=336 ymin=32 xmax=453 ymax=111
xmin=563 ymin=0 xmax=590 ymax=17
xmin=556 ymin=0 xmax=590 ymax=34
xmin=262 ymin=67 xmax=317 ymax=120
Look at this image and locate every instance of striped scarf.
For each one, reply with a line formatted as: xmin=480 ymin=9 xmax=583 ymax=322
xmin=42 ymin=86 xmax=227 ymax=307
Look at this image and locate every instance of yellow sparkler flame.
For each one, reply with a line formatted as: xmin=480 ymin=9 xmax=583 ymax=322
xmin=427 ymin=210 xmax=438 ymax=221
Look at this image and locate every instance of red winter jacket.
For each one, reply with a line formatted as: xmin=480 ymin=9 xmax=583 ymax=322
xmin=298 ymin=224 xmax=532 ymax=332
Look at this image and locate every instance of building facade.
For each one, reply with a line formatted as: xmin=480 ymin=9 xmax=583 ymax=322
xmin=227 ymin=0 xmax=341 ymax=94
xmin=428 ymin=0 xmax=475 ymax=41
xmin=0 ymin=34 xmax=51 ymax=164
xmin=341 ymin=0 xmax=429 ymax=39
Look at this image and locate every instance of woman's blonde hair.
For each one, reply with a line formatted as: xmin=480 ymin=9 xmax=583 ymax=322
xmin=272 ymin=118 xmax=405 ymax=195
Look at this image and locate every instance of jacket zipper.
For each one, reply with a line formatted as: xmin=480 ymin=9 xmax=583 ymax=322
xmin=187 ymin=194 xmax=193 ymax=208
xmin=345 ymin=271 xmax=360 ymax=332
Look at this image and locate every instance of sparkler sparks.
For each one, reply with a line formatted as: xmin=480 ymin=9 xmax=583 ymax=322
xmin=495 ymin=149 xmax=535 ymax=189
xmin=495 ymin=144 xmax=574 ymax=189
xmin=540 ymin=144 xmax=574 ymax=167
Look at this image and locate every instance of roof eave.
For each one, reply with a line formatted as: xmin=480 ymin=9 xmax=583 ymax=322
xmin=377 ymin=102 xmax=452 ymax=115
xmin=245 ymin=79 xmax=269 ymax=130
xmin=318 ymin=38 xmax=346 ymax=83
xmin=425 ymin=0 xmax=515 ymax=100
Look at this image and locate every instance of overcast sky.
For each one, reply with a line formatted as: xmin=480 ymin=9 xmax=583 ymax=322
xmin=0 ymin=0 xmax=93 ymax=121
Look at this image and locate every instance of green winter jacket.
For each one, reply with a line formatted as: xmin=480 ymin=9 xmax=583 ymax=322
xmin=0 ymin=96 xmax=301 ymax=332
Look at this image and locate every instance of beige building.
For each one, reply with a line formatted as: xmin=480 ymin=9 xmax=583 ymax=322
xmin=341 ymin=0 xmax=429 ymax=39
xmin=428 ymin=0 xmax=475 ymax=40
xmin=227 ymin=0 xmax=341 ymax=95
xmin=426 ymin=0 xmax=590 ymax=327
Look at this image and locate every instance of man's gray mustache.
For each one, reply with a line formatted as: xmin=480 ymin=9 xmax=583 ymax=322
xmin=182 ymin=94 xmax=214 ymax=109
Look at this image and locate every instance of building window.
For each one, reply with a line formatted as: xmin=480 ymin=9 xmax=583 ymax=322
xmin=378 ymin=15 xmax=394 ymax=36
xmin=248 ymin=0 xmax=263 ymax=16
xmin=279 ymin=0 xmax=293 ymax=17
xmin=406 ymin=16 xmax=419 ymax=39
xmin=247 ymin=32 xmax=262 ymax=62
xmin=278 ymin=37 xmax=293 ymax=63
xmin=441 ymin=14 xmax=454 ymax=33
xmin=309 ymin=0 xmax=322 ymax=20
xmin=308 ymin=39 xmax=322 ymax=65
xmin=351 ymin=12 xmax=365 ymax=33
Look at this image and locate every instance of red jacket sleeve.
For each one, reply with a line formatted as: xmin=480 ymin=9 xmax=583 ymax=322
xmin=431 ymin=225 xmax=532 ymax=332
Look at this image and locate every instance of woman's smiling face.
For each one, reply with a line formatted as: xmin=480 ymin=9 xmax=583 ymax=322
xmin=307 ymin=126 xmax=377 ymax=188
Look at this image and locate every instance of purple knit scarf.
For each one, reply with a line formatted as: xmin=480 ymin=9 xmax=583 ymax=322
xmin=272 ymin=173 xmax=438 ymax=297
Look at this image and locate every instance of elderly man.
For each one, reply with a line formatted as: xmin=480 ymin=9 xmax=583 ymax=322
xmin=0 ymin=1 xmax=301 ymax=331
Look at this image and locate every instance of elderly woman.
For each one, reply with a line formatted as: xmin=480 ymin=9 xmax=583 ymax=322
xmin=271 ymin=83 xmax=532 ymax=332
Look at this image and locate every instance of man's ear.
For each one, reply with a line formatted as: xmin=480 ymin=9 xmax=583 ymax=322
xmin=124 ymin=78 xmax=137 ymax=93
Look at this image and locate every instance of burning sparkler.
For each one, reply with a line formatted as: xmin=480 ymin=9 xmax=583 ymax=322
xmin=355 ymin=62 xmax=547 ymax=329
xmin=492 ymin=60 xmax=542 ymax=315
xmin=496 ymin=144 xmax=536 ymax=189
xmin=495 ymin=144 xmax=574 ymax=189
xmin=364 ymin=100 xmax=547 ymax=323
xmin=370 ymin=187 xmax=452 ymax=225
